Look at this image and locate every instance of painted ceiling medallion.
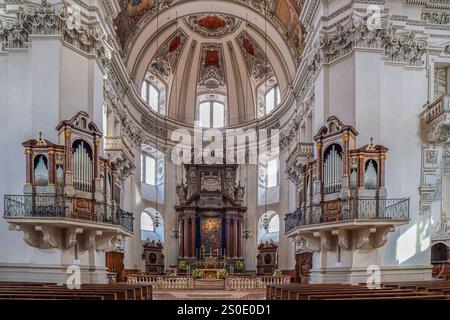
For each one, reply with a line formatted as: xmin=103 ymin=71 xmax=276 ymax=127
xmin=197 ymin=44 xmax=227 ymax=95
xmin=149 ymin=30 xmax=188 ymax=82
xmin=236 ymin=31 xmax=274 ymax=85
xmin=185 ymin=14 xmax=240 ymax=38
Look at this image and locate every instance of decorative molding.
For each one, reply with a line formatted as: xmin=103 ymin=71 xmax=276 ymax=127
xmin=0 ymin=1 xmax=113 ymax=70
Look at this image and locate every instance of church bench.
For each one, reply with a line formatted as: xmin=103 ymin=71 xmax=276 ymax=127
xmin=80 ymin=285 xmax=134 ymax=300
xmin=0 ymin=292 xmax=104 ymax=300
xmin=326 ymin=295 xmax=450 ymax=300
xmin=290 ymin=288 xmax=414 ymax=301
xmin=82 ymin=283 xmax=153 ymax=300
xmin=0 ymin=288 xmax=118 ymax=300
xmin=283 ymin=286 xmax=364 ymax=300
xmin=268 ymin=283 xmax=354 ymax=300
xmin=309 ymin=291 xmax=441 ymax=300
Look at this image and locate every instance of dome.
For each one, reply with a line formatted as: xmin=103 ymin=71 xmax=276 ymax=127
xmin=114 ymin=0 xmax=304 ymax=126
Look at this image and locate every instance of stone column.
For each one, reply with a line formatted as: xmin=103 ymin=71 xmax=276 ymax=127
xmin=342 ymin=132 xmax=350 ymax=190
xmin=225 ymin=216 xmax=231 ymax=257
xmin=233 ymin=218 xmax=239 ymax=258
xmin=190 ymin=214 xmax=196 ymax=258
xmin=358 ymin=155 xmax=365 ymax=188
xmin=25 ymin=149 xmax=33 ymax=186
xmin=178 ymin=215 xmax=184 ymax=258
xmin=379 ymin=155 xmax=386 ymax=188
xmin=183 ymin=215 xmax=189 ymax=258
xmin=238 ymin=218 xmax=242 ymax=258
xmin=48 ymin=149 xmax=56 ymax=186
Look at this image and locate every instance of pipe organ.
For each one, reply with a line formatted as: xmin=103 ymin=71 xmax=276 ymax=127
xmin=323 ymin=144 xmax=343 ymax=195
xmin=296 ymin=116 xmax=388 ymax=222
xmin=73 ymin=140 xmax=94 ymax=192
xmin=22 ymin=112 xmax=121 ymax=221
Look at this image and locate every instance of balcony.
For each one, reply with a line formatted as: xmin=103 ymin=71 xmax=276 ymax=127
xmin=104 ymin=136 xmax=135 ymax=181
xmin=285 ymin=142 xmax=314 ymax=185
xmin=425 ymin=95 xmax=450 ymax=143
xmin=4 ymin=195 xmax=133 ymax=250
xmin=285 ymin=198 xmax=409 ymax=251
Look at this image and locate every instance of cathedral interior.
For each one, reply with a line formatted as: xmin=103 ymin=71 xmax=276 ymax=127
xmin=0 ymin=0 xmax=450 ymax=302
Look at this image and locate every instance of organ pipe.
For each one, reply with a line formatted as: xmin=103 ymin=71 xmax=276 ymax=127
xmin=73 ymin=141 xmax=93 ymax=192
xmin=323 ymin=145 xmax=343 ymax=194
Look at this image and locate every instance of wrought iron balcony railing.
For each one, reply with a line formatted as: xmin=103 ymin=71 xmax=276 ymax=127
xmin=285 ymin=198 xmax=410 ymax=234
xmin=4 ymin=195 xmax=134 ymax=233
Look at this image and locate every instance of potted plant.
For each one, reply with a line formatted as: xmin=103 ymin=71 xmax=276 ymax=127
xmin=219 ymin=269 xmax=229 ymax=279
xmin=273 ymin=269 xmax=282 ymax=277
xmin=234 ymin=261 xmax=245 ymax=273
xmin=192 ymin=269 xmax=203 ymax=279
xmin=177 ymin=260 xmax=188 ymax=274
xmin=169 ymin=272 xmax=177 ymax=282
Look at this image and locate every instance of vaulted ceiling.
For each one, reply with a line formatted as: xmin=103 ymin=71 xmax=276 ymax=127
xmin=114 ymin=0 xmax=305 ymax=125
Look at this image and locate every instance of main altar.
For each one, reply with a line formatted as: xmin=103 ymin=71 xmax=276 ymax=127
xmin=175 ymin=164 xmax=246 ymax=269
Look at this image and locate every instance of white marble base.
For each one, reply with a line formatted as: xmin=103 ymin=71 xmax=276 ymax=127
xmin=0 ymin=263 xmax=108 ymax=284
xmin=309 ymin=265 xmax=433 ymax=284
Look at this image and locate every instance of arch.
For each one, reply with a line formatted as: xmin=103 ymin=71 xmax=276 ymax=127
xmin=33 ymin=155 xmax=49 ymax=186
xmin=431 ymin=242 xmax=449 ymax=263
xmin=257 ymin=211 xmax=280 ymax=243
xmin=364 ymin=159 xmax=378 ymax=189
xmin=141 ymin=208 xmax=165 ymax=243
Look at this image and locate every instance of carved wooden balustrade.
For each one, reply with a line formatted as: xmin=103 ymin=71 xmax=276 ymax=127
xmin=226 ymin=276 xmax=291 ymax=291
xmin=127 ymin=274 xmax=290 ymax=291
xmin=127 ymin=274 xmax=194 ymax=289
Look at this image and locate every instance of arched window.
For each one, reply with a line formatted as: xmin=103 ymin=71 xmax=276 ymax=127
xmin=141 ymin=81 xmax=160 ymax=112
xmin=268 ymin=214 xmax=280 ymax=234
xmin=323 ymin=144 xmax=343 ymax=194
xmin=141 ymin=212 xmax=155 ymax=232
xmin=267 ymin=158 xmax=279 ymax=188
xmin=264 ymin=85 xmax=281 ymax=115
xmin=364 ymin=160 xmax=378 ymax=189
xmin=141 ymin=153 xmax=156 ymax=186
xmin=141 ymin=74 xmax=165 ymax=115
xmin=198 ymin=100 xmax=225 ymax=128
xmin=259 ymin=158 xmax=279 ymax=189
xmin=34 ymin=155 xmax=49 ymax=186
xmin=257 ymin=212 xmax=280 ymax=243
xmin=431 ymin=242 xmax=449 ymax=263
xmin=141 ymin=209 xmax=165 ymax=242
xmin=258 ymin=83 xmax=281 ymax=117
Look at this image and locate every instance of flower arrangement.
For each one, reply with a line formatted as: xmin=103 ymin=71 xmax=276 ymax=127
xmin=219 ymin=269 xmax=229 ymax=279
xmin=234 ymin=260 xmax=245 ymax=271
xmin=169 ymin=272 xmax=177 ymax=278
xmin=192 ymin=269 xmax=203 ymax=279
xmin=177 ymin=260 xmax=188 ymax=271
xmin=273 ymin=269 xmax=282 ymax=277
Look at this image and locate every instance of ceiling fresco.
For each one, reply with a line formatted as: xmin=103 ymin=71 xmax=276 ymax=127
xmin=197 ymin=44 xmax=227 ymax=95
xmin=184 ymin=14 xmax=241 ymax=38
xmin=113 ymin=0 xmax=305 ymax=58
xmin=148 ymin=30 xmax=188 ymax=82
xmin=236 ymin=31 xmax=274 ymax=85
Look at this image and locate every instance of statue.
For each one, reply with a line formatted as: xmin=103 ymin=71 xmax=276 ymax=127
xmin=176 ymin=183 xmax=188 ymax=203
xmin=234 ymin=182 xmax=245 ymax=202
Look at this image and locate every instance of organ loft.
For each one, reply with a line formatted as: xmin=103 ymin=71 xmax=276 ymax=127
xmin=0 ymin=0 xmax=450 ymax=302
